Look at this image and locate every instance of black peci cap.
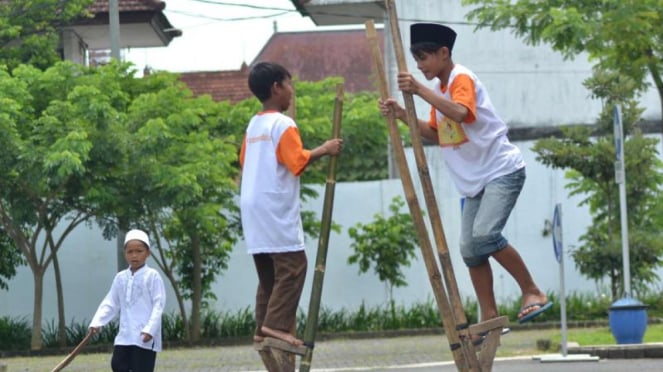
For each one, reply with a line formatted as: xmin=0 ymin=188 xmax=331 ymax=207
xmin=410 ymin=23 xmax=457 ymax=51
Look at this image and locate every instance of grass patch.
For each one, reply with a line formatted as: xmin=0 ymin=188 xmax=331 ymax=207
xmin=548 ymin=323 xmax=663 ymax=346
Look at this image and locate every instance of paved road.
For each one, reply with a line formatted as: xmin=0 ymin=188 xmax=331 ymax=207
xmin=343 ymin=357 xmax=663 ymax=372
xmin=3 ymin=331 xmax=662 ymax=371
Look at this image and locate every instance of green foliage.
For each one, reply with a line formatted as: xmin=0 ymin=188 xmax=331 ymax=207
xmin=532 ymin=68 xmax=663 ymax=299
xmin=0 ymin=0 xmax=95 ymax=70
xmin=3 ymin=290 xmax=663 ymax=351
xmin=200 ymin=307 xmax=255 ymax=339
xmin=125 ymin=70 xmax=241 ymax=313
xmin=0 ymin=316 xmax=30 ymax=351
xmin=347 ymin=196 xmax=419 ymax=300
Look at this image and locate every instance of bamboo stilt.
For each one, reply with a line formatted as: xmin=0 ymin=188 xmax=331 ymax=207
xmin=255 ymin=338 xmax=306 ymax=372
xmin=365 ymin=18 xmax=471 ymax=371
xmin=50 ymin=329 xmax=94 ymax=372
xmin=299 ymin=83 xmax=344 ymax=372
xmin=383 ymin=0 xmax=482 ymax=370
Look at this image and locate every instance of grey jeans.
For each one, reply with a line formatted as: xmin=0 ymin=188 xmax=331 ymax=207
xmin=460 ymin=167 xmax=525 ymax=267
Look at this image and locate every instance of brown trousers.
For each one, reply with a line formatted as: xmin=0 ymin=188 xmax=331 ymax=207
xmin=253 ymin=251 xmax=307 ymax=336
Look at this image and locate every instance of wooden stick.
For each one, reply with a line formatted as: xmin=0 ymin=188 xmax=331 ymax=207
xmin=383 ymin=1 xmax=481 ymax=370
xmin=299 ymin=83 xmax=344 ymax=372
xmin=365 ymin=18 xmax=468 ymax=370
xmin=50 ymin=329 xmax=94 ymax=372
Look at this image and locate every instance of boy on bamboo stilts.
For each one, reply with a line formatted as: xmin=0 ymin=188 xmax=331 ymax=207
xmin=379 ymin=23 xmax=552 ymax=333
xmin=240 ymin=62 xmax=343 ymax=347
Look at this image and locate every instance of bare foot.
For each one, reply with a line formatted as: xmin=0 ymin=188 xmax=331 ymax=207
xmin=518 ymin=292 xmax=549 ymax=319
xmin=261 ymin=326 xmax=304 ymax=346
xmin=253 ymin=335 xmax=264 ymax=343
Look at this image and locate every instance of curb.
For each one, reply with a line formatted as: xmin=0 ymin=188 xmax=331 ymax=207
xmin=569 ymin=342 xmax=663 ymax=359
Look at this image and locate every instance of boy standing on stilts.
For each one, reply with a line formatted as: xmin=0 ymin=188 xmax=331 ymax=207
xmin=240 ymin=62 xmax=343 ymax=346
xmin=379 ymin=23 xmax=552 ymax=329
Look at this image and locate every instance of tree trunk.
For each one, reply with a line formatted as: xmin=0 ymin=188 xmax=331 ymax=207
xmin=163 ymin=268 xmax=190 ymax=342
xmin=31 ymin=268 xmax=45 ymax=350
xmin=190 ymin=233 xmax=202 ymax=342
xmin=52 ymin=251 xmax=67 ymax=347
xmin=646 ymin=61 xmax=663 ymax=136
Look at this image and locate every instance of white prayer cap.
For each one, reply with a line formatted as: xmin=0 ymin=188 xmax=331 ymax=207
xmin=124 ymin=229 xmax=150 ymax=249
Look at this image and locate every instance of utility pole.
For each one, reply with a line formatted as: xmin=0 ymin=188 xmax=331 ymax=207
xmin=109 ymin=0 xmax=121 ymax=60
xmin=109 ymin=0 xmax=124 ymax=271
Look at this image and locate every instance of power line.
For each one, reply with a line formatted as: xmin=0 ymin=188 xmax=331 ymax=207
xmin=178 ymin=0 xmax=483 ymax=26
xmin=169 ymin=9 xmax=290 ymax=22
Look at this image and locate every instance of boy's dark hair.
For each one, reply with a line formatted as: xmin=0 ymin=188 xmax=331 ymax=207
xmin=248 ymin=62 xmax=292 ymax=102
xmin=410 ymin=42 xmax=452 ymax=60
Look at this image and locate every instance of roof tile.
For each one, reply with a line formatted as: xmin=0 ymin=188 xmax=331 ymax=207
xmin=178 ymin=63 xmax=251 ymax=104
xmin=179 ymin=29 xmax=384 ymax=103
xmin=87 ymin=0 xmax=166 ymax=13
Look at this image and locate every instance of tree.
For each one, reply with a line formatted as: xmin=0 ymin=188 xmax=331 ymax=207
xmin=347 ymin=196 xmax=419 ymax=302
xmin=532 ymin=70 xmax=663 ymax=299
xmin=0 ymin=0 xmax=94 ymax=70
xmin=123 ymin=83 xmax=241 ymax=342
xmin=0 ymin=61 xmax=115 ymax=349
xmin=463 ymin=0 xmax=663 ymax=128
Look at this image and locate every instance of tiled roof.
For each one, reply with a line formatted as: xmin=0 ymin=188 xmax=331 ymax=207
xmin=254 ymin=29 xmax=383 ymax=93
xmin=178 ymin=63 xmax=251 ymax=104
xmin=179 ymin=28 xmax=384 ymax=103
xmin=87 ymin=0 xmax=166 ymax=13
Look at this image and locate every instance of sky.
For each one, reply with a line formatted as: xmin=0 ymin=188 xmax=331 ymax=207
xmin=124 ymin=0 xmax=339 ymax=73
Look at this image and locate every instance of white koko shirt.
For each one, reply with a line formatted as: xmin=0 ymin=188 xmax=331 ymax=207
xmin=90 ymin=265 xmax=166 ymax=351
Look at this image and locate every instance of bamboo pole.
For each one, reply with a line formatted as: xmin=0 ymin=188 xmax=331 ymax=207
xmin=50 ymin=329 xmax=94 ymax=372
xmin=383 ymin=1 xmax=480 ymax=370
xmin=365 ymin=19 xmax=469 ymax=370
xmin=299 ymin=83 xmax=344 ymax=372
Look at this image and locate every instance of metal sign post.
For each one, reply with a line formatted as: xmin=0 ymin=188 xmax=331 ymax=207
xmin=613 ymin=105 xmax=631 ymax=297
xmin=537 ymin=203 xmax=599 ymax=363
xmin=552 ymin=203 xmax=567 ymax=357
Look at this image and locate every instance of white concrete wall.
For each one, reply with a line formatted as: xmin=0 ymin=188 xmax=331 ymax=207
xmin=1 ymin=141 xmax=625 ymax=323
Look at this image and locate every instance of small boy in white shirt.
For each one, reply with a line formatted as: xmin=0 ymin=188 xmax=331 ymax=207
xmin=89 ymin=229 xmax=166 ymax=372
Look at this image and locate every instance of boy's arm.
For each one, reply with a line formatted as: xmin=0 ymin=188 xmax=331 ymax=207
xmin=276 ymin=126 xmax=343 ymax=176
xmin=379 ymin=98 xmax=437 ymax=143
xmin=417 ymin=86 xmax=469 ymax=123
xmin=397 ymin=72 xmax=471 ymax=124
xmin=89 ymin=275 xmax=121 ymax=330
xmin=142 ymin=272 xmax=166 ymax=338
xmin=239 ymin=134 xmax=246 ymax=169
xmin=308 ymin=139 xmax=342 ymax=164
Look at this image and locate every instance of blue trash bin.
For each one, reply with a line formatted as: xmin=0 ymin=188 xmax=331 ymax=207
xmin=609 ymin=297 xmax=648 ymax=344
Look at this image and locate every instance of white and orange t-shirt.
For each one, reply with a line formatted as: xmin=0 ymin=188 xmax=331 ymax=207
xmin=239 ymin=110 xmax=311 ymax=254
xmin=428 ymin=64 xmax=525 ymax=197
